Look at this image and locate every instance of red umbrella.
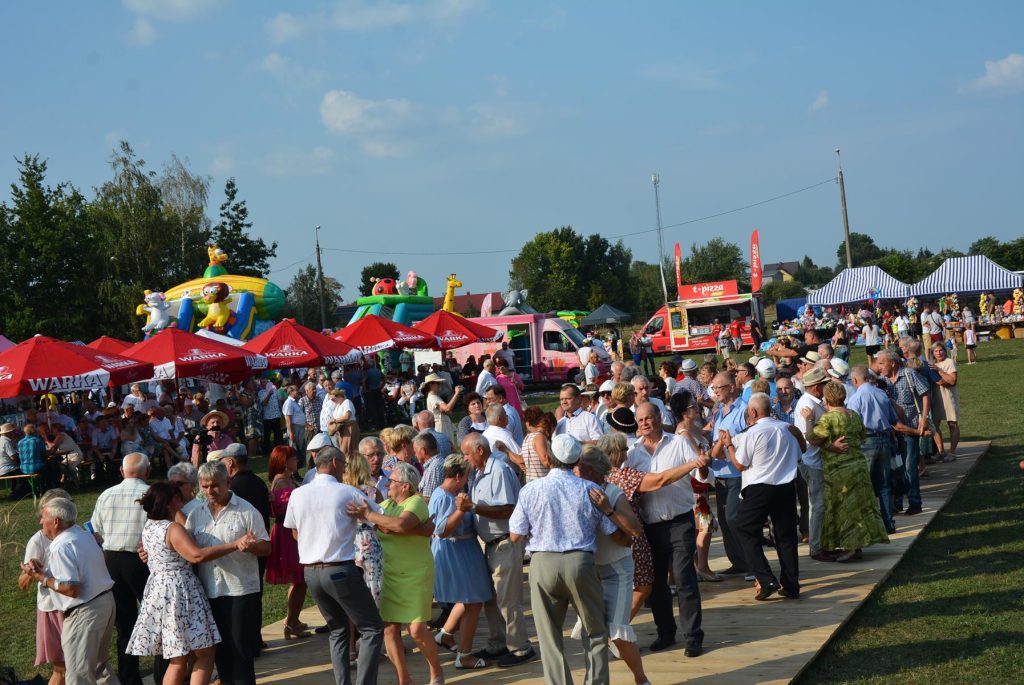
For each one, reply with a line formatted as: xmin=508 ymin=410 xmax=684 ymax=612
xmin=122 ymin=328 xmax=267 ymax=383
xmin=87 ymin=336 xmax=134 ymax=354
xmin=412 ymin=310 xmax=503 ymax=349
xmin=0 ymin=336 xmax=155 ymax=398
xmin=332 ymin=314 xmax=437 ymax=354
xmin=243 ymin=319 xmax=362 ymax=369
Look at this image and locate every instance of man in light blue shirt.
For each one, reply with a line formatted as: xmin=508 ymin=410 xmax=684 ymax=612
xmin=846 ymin=365 xmax=900 ymax=532
xmin=706 ymin=373 xmax=748 ymax=576
xmin=510 ymin=435 xmax=617 ymax=685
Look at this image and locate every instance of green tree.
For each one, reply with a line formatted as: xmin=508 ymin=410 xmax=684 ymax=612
xmin=0 ymin=155 xmax=97 ymax=340
xmin=629 ymin=260 xmax=667 ymax=316
xmin=509 ymin=227 xmax=587 ymax=311
xmin=866 ymin=250 xmax=918 ymax=283
xmin=838 ymin=232 xmax=884 ymax=268
xmin=794 ymin=255 xmax=834 ymax=288
xmin=579 ymin=234 xmax=634 ymax=311
xmin=679 ymin=238 xmax=749 ymax=289
xmin=285 ymin=265 xmax=344 ymax=329
xmin=358 ymin=261 xmax=400 ymax=296
xmin=211 ymin=177 xmax=277 ymax=277
xmin=968 ymin=236 xmax=1002 ymax=260
xmin=160 ymin=154 xmax=213 ymax=277
xmin=760 ymin=279 xmax=806 ymax=305
xmin=969 ymin=236 xmax=1024 ymax=271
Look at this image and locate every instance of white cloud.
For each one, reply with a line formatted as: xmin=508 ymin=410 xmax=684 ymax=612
xmin=210 ymin=155 xmax=234 ymax=175
xmin=260 ymin=53 xmax=325 ymax=88
xmin=809 ymin=90 xmax=829 ymax=112
xmin=644 ymin=61 xmax=725 ymax=90
xmin=122 ymin=0 xmax=225 ymax=22
xmin=266 ymin=0 xmax=484 ymax=43
xmin=966 ymin=53 xmax=1024 ymax=93
xmin=466 ymin=103 xmax=525 ymax=139
xmin=264 ymin=146 xmax=336 ymax=177
xmin=127 ymin=17 xmax=157 ymax=46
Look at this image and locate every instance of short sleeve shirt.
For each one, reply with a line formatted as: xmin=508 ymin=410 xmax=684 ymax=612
xmin=469 ymin=457 xmax=521 ymax=541
xmin=186 ymin=494 xmax=270 ymax=598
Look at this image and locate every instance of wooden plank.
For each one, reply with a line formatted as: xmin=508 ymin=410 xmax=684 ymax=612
xmin=255 ymin=442 xmax=988 ymax=685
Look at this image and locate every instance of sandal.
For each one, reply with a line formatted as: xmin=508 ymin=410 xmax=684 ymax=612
xmin=697 ymin=569 xmax=723 ymax=582
xmin=455 ymin=652 xmax=486 ymax=669
xmin=434 ymin=629 xmax=457 ymax=652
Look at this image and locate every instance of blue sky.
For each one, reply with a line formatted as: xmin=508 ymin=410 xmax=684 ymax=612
xmin=2 ymin=1 xmax=1022 ymax=302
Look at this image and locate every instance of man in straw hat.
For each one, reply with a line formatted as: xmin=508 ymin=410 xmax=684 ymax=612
xmin=793 ymin=367 xmax=835 ymax=562
xmin=191 ymin=409 xmax=232 ymax=467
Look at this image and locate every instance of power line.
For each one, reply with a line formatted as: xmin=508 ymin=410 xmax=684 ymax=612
xmin=268 ymin=253 xmax=315 ymax=273
xmin=309 ymin=176 xmax=840 ymax=258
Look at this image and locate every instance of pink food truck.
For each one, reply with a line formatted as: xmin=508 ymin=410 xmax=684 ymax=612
xmin=452 ymin=313 xmax=611 ymax=385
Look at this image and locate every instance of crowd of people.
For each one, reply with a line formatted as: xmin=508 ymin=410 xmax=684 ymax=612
xmin=8 ymin=305 xmax=968 ymax=685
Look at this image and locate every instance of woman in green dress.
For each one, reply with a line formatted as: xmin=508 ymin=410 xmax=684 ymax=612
xmin=801 ymin=381 xmax=889 ymax=562
xmin=348 ymin=461 xmax=443 ymax=685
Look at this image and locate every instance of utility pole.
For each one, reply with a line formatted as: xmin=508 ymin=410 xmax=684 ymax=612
xmin=652 ymin=173 xmax=669 ymax=304
xmin=836 ymin=148 xmax=853 ymax=269
xmin=314 ymin=225 xmax=328 ymax=330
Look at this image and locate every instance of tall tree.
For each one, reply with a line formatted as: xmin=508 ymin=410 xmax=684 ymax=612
xmin=508 ymin=227 xmax=587 ymax=311
xmin=866 ymin=250 xmax=918 ymax=283
xmin=629 ymin=260 xmax=666 ymax=316
xmin=579 ymin=234 xmax=634 ymax=311
xmin=837 ymin=232 xmax=884 ymax=268
xmin=160 ymin=154 xmax=213 ymax=277
xmin=285 ymin=265 xmax=344 ymax=329
xmin=794 ymin=255 xmax=834 ymax=288
xmin=679 ymin=238 xmax=749 ymax=289
xmin=0 ymin=155 xmax=96 ymax=340
xmin=358 ymin=261 xmax=400 ymax=296
xmin=211 ymin=177 xmax=277 ymax=277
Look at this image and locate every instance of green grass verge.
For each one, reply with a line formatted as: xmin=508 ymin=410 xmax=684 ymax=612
xmin=796 ymin=339 xmax=1024 ymax=684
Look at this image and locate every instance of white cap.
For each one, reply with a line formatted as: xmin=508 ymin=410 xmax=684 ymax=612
xmin=598 ymin=380 xmax=616 ymax=393
xmin=828 ymin=358 xmax=851 ymax=379
xmin=755 ymin=358 xmax=777 ymax=379
xmin=550 ymin=434 xmax=582 ymax=465
xmin=306 ymin=432 xmax=333 ymax=452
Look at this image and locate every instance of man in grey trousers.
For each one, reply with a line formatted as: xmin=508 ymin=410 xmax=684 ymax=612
xmin=284 ymin=446 xmax=384 ymax=685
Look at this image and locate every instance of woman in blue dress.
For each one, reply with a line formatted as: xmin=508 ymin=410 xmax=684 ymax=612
xmin=430 ymin=455 xmax=493 ymax=670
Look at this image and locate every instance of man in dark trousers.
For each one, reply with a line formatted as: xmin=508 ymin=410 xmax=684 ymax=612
xmin=89 ymin=452 xmax=152 ymax=685
xmin=716 ymin=393 xmax=805 ymax=600
xmin=214 ymin=442 xmax=271 ymax=655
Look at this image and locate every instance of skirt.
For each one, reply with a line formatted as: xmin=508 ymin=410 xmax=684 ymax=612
xmin=571 ymin=556 xmax=636 ymax=644
xmin=35 ymin=609 xmax=64 ymax=666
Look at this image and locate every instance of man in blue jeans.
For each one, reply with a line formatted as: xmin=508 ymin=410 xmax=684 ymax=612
xmin=707 ymin=373 xmax=748 ymax=574
xmin=847 ymin=365 xmax=900 ymax=532
xmin=880 ymin=350 xmax=929 ymax=516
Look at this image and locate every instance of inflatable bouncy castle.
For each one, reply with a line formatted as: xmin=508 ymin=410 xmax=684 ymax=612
xmin=136 ymin=245 xmax=285 ymax=340
xmin=348 ymin=269 xmax=435 ymax=327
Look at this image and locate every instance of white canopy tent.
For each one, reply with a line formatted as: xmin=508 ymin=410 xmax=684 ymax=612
xmin=806 ymin=266 xmax=911 ymax=306
xmin=911 ymin=255 xmax=1023 ymax=297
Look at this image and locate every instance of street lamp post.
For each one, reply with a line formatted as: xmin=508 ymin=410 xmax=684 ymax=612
xmin=836 ymin=149 xmax=853 ymax=270
xmin=652 ymin=173 xmax=669 ymax=304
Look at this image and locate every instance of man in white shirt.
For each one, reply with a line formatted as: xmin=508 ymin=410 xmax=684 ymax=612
xmin=631 ymin=375 xmax=674 ymax=429
xmin=148 ymin=406 xmax=179 ymax=466
xmin=281 ymin=384 xmax=307 ymax=451
xmin=121 ymin=384 xmax=146 ymax=412
xmin=717 ymin=393 xmax=805 ymax=600
xmin=554 ymin=384 xmax=604 ymax=443
xmin=286 ymin=446 xmax=384 ymax=685
xmin=920 ymin=303 xmax=945 ymax=361
xmin=23 ymin=497 xmax=118 ymax=685
xmin=626 ymin=402 xmax=710 ymax=656
xmin=187 ymin=461 xmax=271 ymax=685
xmin=484 ymin=384 xmax=524 ymax=444
xmin=482 ymin=404 xmax=523 ymax=467
xmin=475 ymin=359 xmax=498 ymax=395
xmin=259 ymin=378 xmax=283 ymax=454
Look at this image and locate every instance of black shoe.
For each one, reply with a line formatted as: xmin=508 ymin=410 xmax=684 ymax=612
xmin=649 ymin=636 xmax=677 ymax=652
xmin=886 ymin=526 xmax=897 ymax=535
xmin=314 ymin=624 xmax=330 ymax=634
xmin=472 ymin=647 xmax=509 ymax=660
xmin=718 ymin=566 xmax=747 ymax=576
xmin=497 ymin=647 xmax=536 ymax=667
xmin=904 ymin=505 xmax=923 ymax=515
xmin=755 ymin=582 xmax=780 ymax=601
xmin=684 ymin=645 xmax=703 ymax=657
xmin=778 ymin=587 xmax=800 ymax=599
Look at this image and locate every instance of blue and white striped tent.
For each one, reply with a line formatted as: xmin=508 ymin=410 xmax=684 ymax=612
xmin=911 ymin=255 xmax=1023 ymax=297
xmin=806 ymin=266 xmax=910 ymax=306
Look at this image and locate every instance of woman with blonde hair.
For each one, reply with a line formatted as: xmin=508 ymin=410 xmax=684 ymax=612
xmin=382 ymin=425 xmax=419 ymax=474
xmin=348 ymin=462 xmax=443 ymax=685
xmin=610 ymin=382 xmax=635 ymax=409
xmin=18 ymin=488 xmax=72 ymax=685
xmin=343 ymin=451 xmax=384 ymax=604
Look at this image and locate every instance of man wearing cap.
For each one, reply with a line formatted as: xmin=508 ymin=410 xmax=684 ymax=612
xmin=90 ymin=452 xmax=151 ymax=685
xmin=188 ymin=460 xmax=271 ymax=685
xmin=792 ymin=350 xmax=821 ymax=393
xmin=794 ymin=367 xmax=834 ymax=561
xmin=675 ymin=359 xmax=703 ymax=399
xmin=509 ymin=434 xmax=619 ymax=684
xmin=847 ymin=365 xmax=900 ymax=533
xmin=192 ymin=410 xmax=232 ymax=467
xmin=706 ymin=372 xmax=748 ymax=576
xmin=1 ymin=422 xmax=30 ymax=498
xmin=288 ymin=446 xmax=385 ymax=685
xmin=457 ymin=433 xmax=535 ymax=667
xmin=626 ymin=402 xmax=711 ymax=656
xmin=214 ymin=442 xmax=273 ymax=657
xmin=595 ymin=379 xmax=616 ymax=423
xmin=302 ymin=432 xmax=335 ymax=485
xmin=555 ymin=384 xmax=604 ymax=444
xmin=717 ymin=393 xmax=805 ymax=600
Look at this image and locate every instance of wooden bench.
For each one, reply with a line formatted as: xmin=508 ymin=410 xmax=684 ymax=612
xmin=0 ymin=473 xmax=41 ymax=504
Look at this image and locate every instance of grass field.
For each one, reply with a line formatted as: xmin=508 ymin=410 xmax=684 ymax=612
xmin=2 ymin=339 xmax=1022 ymax=682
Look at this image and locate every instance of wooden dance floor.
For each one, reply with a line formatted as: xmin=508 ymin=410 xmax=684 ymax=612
xmin=254 ymin=441 xmax=988 ymax=685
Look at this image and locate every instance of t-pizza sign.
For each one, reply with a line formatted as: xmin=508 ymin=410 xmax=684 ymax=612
xmin=678 ymin=280 xmax=739 ymax=301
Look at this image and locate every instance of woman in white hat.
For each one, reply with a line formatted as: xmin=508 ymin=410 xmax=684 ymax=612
xmin=422 ymin=373 xmax=461 ymax=444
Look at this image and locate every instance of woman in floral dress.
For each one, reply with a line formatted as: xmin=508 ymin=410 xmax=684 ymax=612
xmin=128 ymin=482 xmax=251 ymax=685
xmin=342 ymin=452 xmax=383 ymax=604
